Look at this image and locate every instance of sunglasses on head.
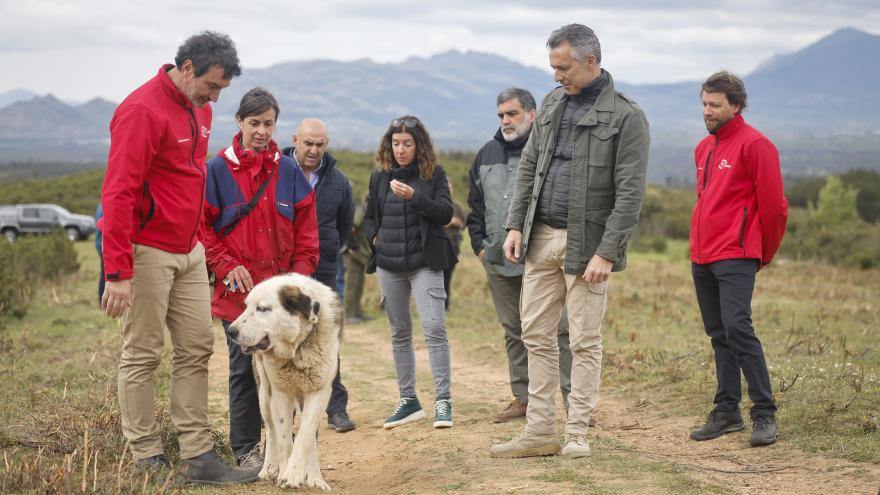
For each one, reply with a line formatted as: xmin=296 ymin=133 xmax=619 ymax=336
xmin=391 ymin=117 xmax=419 ymax=129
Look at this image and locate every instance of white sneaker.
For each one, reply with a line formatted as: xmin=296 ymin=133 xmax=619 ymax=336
xmin=561 ymin=434 xmax=591 ymax=459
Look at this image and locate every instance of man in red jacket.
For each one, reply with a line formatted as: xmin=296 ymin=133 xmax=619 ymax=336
xmin=688 ymin=71 xmax=788 ymax=448
xmin=100 ymin=32 xmax=257 ymax=484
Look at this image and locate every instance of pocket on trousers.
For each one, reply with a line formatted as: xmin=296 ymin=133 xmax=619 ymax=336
xmin=582 ymin=282 xmax=608 ymax=334
xmin=427 ymin=286 xmax=447 ymax=301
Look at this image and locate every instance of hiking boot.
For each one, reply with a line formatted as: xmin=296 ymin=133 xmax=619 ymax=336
xmin=181 ymin=450 xmax=259 ymax=485
xmin=383 ymin=397 xmax=425 ymax=429
xmin=434 ymin=399 xmax=453 ymax=428
xmin=328 ymin=410 xmax=357 ymax=433
xmin=493 ymin=398 xmax=527 ymax=423
xmin=561 ymin=434 xmax=591 ymax=459
xmin=489 ymin=432 xmax=561 ymax=458
xmin=236 ymin=445 xmax=263 ymax=470
xmin=135 ymin=454 xmax=171 ymax=473
xmin=690 ymin=410 xmax=745 ymax=441
xmin=750 ymin=416 xmax=778 ymax=447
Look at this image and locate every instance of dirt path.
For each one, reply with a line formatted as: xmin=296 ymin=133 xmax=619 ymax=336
xmin=206 ymin=320 xmax=880 ymax=494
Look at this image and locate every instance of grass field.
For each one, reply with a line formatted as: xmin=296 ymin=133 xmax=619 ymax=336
xmin=0 ymin=237 xmax=877 ymax=493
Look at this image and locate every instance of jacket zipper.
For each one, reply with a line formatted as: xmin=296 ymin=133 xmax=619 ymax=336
xmin=185 ymin=107 xmax=205 ymax=248
xmin=738 ymin=206 xmax=748 ymax=255
xmin=138 ymin=182 xmax=155 ymax=232
xmin=696 ymin=136 xmax=718 ymax=263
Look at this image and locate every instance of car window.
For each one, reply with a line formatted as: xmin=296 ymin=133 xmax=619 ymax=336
xmin=22 ymin=208 xmax=38 ymax=218
xmin=39 ymin=209 xmax=58 ymax=220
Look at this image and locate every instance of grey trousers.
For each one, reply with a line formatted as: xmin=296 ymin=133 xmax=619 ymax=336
xmin=376 ymin=266 xmax=451 ymax=400
xmin=483 ymin=261 xmax=571 ymax=405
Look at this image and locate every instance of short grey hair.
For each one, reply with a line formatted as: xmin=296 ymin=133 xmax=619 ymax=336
xmin=496 ymin=88 xmax=536 ymax=112
xmin=546 ymin=24 xmax=601 ymax=64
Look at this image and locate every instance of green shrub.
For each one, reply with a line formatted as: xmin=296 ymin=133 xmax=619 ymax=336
xmin=0 ymin=234 xmax=80 ymax=320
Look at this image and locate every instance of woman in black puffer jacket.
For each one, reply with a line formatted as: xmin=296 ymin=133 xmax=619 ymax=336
xmin=363 ymin=116 xmax=457 ymax=430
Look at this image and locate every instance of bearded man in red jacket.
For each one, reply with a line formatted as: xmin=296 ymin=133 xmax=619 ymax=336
xmin=100 ymin=32 xmax=259 ymax=484
xmin=688 ymin=71 xmax=788 ymax=448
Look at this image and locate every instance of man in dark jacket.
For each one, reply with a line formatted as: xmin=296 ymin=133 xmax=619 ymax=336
xmin=494 ymin=24 xmax=650 ymax=460
xmin=282 ymin=118 xmax=356 ymax=433
xmin=688 ymin=71 xmax=788 ymax=447
xmin=467 ymin=88 xmax=572 ymax=424
xmin=101 ymin=32 xmax=258 ymax=483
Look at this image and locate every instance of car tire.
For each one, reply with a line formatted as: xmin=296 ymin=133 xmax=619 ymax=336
xmin=65 ymin=227 xmax=80 ymax=242
xmin=3 ymin=229 xmax=17 ymax=242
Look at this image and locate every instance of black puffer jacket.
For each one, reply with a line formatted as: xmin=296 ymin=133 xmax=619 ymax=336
xmin=363 ymin=164 xmax=457 ymax=273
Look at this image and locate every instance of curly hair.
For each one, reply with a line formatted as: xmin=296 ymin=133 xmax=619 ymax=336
xmin=175 ymin=31 xmax=241 ymax=79
xmin=374 ymin=116 xmax=437 ymax=181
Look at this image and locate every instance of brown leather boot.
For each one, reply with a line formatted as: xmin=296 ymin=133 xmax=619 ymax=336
xmin=493 ymin=398 xmax=527 ymax=423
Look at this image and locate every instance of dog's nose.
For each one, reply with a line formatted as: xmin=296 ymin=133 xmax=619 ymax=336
xmin=225 ymin=325 xmax=239 ymax=340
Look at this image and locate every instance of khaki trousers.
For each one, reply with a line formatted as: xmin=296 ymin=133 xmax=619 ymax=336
xmin=521 ymin=224 xmax=608 ymax=436
xmin=118 ymin=242 xmax=214 ymax=460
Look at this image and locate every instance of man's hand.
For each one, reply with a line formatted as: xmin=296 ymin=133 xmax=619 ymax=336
xmin=102 ymin=279 xmax=131 ymax=318
xmin=478 ymin=248 xmax=486 ymax=260
xmin=503 ymin=230 xmax=523 ymax=263
xmin=582 ymin=254 xmax=613 ymax=284
xmin=225 ymin=265 xmax=254 ymax=293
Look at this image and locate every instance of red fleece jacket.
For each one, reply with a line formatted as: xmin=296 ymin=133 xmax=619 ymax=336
xmin=690 ymin=114 xmax=788 ymax=266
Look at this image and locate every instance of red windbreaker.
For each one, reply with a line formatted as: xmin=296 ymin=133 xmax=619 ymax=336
xmin=690 ymin=114 xmax=788 ymax=266
xmin=203 ymin=136 xmax=319 ymax=321
xmin=101 ymin=65 xmax=211 ymax=280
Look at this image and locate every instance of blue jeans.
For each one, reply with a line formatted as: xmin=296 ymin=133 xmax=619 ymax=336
xmin=377 ymin=266 xmax=451 ymax=400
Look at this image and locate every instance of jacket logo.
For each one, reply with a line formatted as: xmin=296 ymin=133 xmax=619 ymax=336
xmin=201 ymin=125 xmax=210 ymax=138
xmin=718 ymin=159 xmax=731 ymax=170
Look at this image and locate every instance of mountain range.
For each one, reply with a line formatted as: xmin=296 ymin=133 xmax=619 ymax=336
xmin=1 ymin=27 xmax=878 ymax=182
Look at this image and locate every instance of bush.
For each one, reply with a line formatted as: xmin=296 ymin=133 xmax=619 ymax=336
xmin=0 ymin=233 xmax=80 ymax=319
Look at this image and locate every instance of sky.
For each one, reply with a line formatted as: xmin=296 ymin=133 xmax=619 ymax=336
xmin=1 ymin=0 xmax=878 ymax=102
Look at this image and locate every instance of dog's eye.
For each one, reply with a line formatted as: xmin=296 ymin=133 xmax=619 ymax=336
xmin=256 ymin=306 xmax=271 ymax=313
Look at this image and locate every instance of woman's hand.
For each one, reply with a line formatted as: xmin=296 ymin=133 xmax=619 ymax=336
xmin=390 ymin=179 xmax=414 ymax=200
xmin=225 ymin=265 xmax=254 ymax=293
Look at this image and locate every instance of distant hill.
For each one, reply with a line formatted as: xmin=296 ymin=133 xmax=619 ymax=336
xmin=0 ymin=89 xmax=37 ymax=109
xmin=1 ymin=27 xmax=879 ymax=182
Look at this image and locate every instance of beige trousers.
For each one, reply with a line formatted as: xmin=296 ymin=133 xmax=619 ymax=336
xmin=118 ymin=242 xmax=214 ymax=460
xmin=520 ymin=224 xmax=608 ymax=436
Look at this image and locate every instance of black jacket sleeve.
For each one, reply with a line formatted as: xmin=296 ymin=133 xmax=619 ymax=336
xmin=410 ymin=166 xmax=453 ymax=225
xmin=465 ymin=150 xmax=486 ymax=256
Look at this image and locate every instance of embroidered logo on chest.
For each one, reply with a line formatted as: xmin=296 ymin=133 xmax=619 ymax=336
xmin=718 ymin=159 xmax=732 ymax=170
xmin=201 ymin=125 xmax=210 ymax=138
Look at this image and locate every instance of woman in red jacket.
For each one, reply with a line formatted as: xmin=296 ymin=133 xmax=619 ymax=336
xmin=203 ymin=87 xmax=319 ymax=468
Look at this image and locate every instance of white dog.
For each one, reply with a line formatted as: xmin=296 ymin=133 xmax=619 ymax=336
xmin=227 ymin=273 xmax=341 ymax=491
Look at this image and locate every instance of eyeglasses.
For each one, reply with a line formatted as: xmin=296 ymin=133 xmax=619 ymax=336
xmin=390 ymin=117 xmax=419 ymax=129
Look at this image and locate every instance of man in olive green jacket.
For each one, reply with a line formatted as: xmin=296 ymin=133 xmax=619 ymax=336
xmin=491 ymin=24 xmax=649 ymax=460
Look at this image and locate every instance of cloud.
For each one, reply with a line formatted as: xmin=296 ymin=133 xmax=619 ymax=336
xmin=0 ymin=0 xmax=877 ymax=100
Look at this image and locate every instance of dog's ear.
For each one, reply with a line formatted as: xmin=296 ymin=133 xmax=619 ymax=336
xmin=309 ymin=301 xmax=321 ymax=324
xmin=279 ymin=285 xmax=312 ymax=317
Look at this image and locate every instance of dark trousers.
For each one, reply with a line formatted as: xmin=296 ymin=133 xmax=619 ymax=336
xmin=692 ymin=259 xmax=776 ymax=419
xmin=313 ymin=268 xmax=349 ymax=416
xmin=225 ymin=320 xmax=261 ymax=459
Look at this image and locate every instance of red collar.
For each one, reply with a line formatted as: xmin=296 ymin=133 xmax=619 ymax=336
xmin=226 ymin=132 xmax=281 ymax=181
xmin=157 ymin=64 xmax=193 ymax=110
xmin=713 ymin=113 xmax=745 ymax=140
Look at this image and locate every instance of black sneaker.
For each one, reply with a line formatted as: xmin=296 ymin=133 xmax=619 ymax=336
xmin=750 ymin=416 xmax=778 ymax=447
xmin=328 ymin=410 xmax=357 ymax=433
xmin=690 ymin=410 xmax=745 ymax=441
xmin=181 ymin=450 xmax=259 ymax=485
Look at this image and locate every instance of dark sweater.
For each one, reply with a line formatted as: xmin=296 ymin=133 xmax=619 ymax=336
xmin=536 ymin=70 xmax=608 ymax=228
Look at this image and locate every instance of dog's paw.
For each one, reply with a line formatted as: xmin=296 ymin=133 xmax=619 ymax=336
xmin=305 ymin=476 xmax=331 ymax=491
xmin=258 ymin=465 xmax=277 ymax=482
